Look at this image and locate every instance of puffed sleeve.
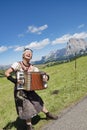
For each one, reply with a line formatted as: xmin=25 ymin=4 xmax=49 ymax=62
xmin=33 ymin=66 xmax=39 ymax=72
xmin=11 ymin=62 xmax=21 ymax=71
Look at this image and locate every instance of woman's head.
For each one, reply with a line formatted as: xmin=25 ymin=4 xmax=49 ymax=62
xmin=22 ymin=48 xmax=33 ymax=60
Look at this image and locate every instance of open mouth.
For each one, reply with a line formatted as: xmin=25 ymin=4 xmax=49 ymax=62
xmin=26 ymin=54 xmax=31 ymax=58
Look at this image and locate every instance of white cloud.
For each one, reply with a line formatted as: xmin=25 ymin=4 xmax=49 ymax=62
xmin=0 ymin=46 xmax=8 ymax=53
xmin=27 ymin=24 xmax=48 ymax=34
xmin=18 ymin=34 xmax=24 ymax=38
xmin=72 ymin=32 xmax=87 ymax=39
xmin=14 ymin=46 xmax=24 ymax=51
xmin=78 ymin=24 xmax=85 ymax=29
xmin=52 ymin=32 xmax=87 ymax=45
xmin=18 ymin=24 xmax=48 ymax=37
xmin=25 ymin=38 xmax=50 ymax=49
xmin=1 ymin=32 xmax=87 ymax=53
xmin=14 ymin=38 xmax=50 ymax=51
xmin=52 ymin=34 xmax=71 ymax=44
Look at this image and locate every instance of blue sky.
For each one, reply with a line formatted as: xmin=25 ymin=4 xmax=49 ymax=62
xmin=0 ymin=0 xmax=87 ymax=65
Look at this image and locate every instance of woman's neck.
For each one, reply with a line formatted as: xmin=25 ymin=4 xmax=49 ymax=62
xmin=22 ymin=60 xmax=30 ymax=67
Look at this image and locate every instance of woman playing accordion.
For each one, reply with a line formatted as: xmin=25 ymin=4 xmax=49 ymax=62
xmin=5 ymin=48 xmax=58 ymax=130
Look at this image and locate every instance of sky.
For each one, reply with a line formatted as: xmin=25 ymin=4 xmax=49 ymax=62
xmin=0 ymin=0 xmax=87 ymax=65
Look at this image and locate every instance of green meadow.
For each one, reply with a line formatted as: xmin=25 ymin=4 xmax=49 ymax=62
xmin=0 ymin=56 xmax=87 ymax=130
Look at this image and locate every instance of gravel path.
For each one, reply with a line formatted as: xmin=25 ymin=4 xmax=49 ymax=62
xmin=42 ymin=96 xmax=87 ymax=130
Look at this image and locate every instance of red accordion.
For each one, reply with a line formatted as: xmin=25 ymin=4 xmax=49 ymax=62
xmin=17 ymin=71 xmax=48 ymax=91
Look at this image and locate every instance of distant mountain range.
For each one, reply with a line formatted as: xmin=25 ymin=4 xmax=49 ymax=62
xmin=1 ymin=38 xmax=87 ymax=70
xmin=33 ymin=38 xmax=87 ymax=64
xmin=33 ymin=48 xmax=67 ymax=64
xmin=0 ymin=65 xmax=11 ymax=70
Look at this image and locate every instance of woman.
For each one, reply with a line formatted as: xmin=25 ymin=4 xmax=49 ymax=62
xmin=5 ymin=48 xmax=58 ymax=130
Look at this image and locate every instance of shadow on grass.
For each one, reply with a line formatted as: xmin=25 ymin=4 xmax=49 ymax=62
xmin=3 ymin=115 xmax=46 ymax=130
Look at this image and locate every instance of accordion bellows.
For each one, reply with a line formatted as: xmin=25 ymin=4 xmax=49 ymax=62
xmin=17 ymin=71 xmax=48 ymax=91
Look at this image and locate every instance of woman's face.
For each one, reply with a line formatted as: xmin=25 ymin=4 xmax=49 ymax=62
xmin=23 ymin=50 xmax=33 ymax=60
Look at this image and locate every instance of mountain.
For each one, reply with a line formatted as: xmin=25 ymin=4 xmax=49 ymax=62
xmin=66 ymin=38 xmax=87 ymax=56
xmin=33 ymin=38 xmax=87 ymax=64
xmin=43 ymin=48 xmax=67 ymax=62
xmin=0 ymin=65 xmax=10 ymax=70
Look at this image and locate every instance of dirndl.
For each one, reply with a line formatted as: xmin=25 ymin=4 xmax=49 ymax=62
xmin=14 ymin=88 xmax=44 ymax=120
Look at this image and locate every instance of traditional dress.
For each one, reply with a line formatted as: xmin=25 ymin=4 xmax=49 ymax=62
xmin=11 ymin=61 xmax=44 ymax=120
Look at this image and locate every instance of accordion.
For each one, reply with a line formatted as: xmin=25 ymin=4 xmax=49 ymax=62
xmin=16 ymin=71 xmax=48 ymax=91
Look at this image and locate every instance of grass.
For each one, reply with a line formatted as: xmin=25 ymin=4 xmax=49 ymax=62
xmin=1 ymin=56 xmax=87 ymax=130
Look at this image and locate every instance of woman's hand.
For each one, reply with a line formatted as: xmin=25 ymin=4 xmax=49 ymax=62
xmin=17 ymin=79 xmax=24 ymax=85
xmin=43 ymin=74 xmax=49 ymax=82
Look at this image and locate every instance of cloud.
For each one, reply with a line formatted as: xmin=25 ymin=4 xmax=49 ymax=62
xmin=52 ymin=32 xmax=87 ymax=45
xmin=1 ymin=32 xmax=87 ymax=53
xmin=72 ymin=32 xmax=87 ymax=39
xmin=18 ymin=34 xmax=24 ymax=38
xmin=17 ymin=24 xmax=48 ymax=37
xmin=78 ymin=24 xmax=85 ymax=29
xmin=52 ymin=34 xmax=71 ymax=44
xmin=27 ymin=24 xmax=48 ymax=34
xmin=25 ymin=38 xmax=50 ymax=49
xmin=14 ymin=46 xmax=24 ymax=51
xmin=0 ymin=46 xmax=8 ymax=53
xmin=14 ymin=38 xmax=50 ymax=51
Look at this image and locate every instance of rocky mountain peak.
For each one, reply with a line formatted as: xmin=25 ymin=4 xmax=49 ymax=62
xmin=66 ymin=38 xmax=87 ymax=55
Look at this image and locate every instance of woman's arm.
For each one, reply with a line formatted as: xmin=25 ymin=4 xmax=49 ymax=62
xmin=5 ymin=68 xmax=17 ymax=84
xmin=5 ymin=68 xmax=14 ymax=77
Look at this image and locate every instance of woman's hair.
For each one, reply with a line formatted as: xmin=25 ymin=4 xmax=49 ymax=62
xmin=23 ymin=48 xmax=33 ymax=54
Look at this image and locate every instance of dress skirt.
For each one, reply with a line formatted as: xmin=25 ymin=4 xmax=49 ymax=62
xmin=14 ymin=88 xmax=44 ymax=120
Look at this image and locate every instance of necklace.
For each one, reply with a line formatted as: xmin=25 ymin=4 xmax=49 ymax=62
xmin=21 ymin=61 xmax=30 ymax=71
xmin=22 ymin=61 xmax=30 ymax=67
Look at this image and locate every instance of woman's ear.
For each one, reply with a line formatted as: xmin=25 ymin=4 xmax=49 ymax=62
xmin=30 ymin=54 xmax=33 ymax=59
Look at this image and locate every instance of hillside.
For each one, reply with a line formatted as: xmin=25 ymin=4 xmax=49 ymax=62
xmin=0 ymin=56 xmax=87 ymax=130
